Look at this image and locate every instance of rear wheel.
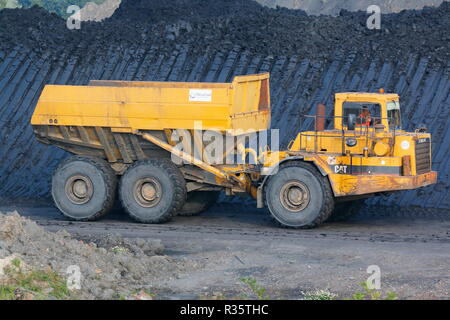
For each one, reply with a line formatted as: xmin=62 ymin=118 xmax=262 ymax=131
xmin=178 ymin=191 xmax=220 ymax=216
xmin=52 ymin=156 xmax=117 ymax=221
xmin=265 ymin=161 xmax=334 ymax=228
xmin=119 ymin=159 xmax=187 ymax=223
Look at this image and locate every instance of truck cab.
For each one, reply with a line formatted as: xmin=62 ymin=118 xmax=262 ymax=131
xmin=286 ymin=92 xmax=437 ymax=197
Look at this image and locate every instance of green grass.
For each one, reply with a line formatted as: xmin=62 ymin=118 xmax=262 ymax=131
xmin=302 ymin=283 xmax=398 ymax=300
xmin=0 ymin=258 xmax=74 ymax=300
xmin=111 ymin=245 xmax=129 ymax=254
xmin=347 ymin=282 xmax=398 ymax=300
xmin=233 ymin=278 xmax=398 ymax=300
xmin=240 ymin=277 xmax=271 ymax=300
xmin=302 ymin=289 xmax=338 ymax=300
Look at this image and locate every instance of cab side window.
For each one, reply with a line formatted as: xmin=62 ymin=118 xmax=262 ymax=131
xmin=342 ymin=102 xmax=381 ymax=129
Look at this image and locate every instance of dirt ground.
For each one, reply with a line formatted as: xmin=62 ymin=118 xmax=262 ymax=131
xmin=1 ymin=201 xmax=448 ymax=300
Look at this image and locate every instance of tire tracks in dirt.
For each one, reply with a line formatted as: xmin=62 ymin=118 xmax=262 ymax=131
xmin=31 ymin=215 xmax=450 ymax=245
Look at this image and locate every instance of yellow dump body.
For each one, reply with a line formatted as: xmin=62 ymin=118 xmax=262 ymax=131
xmin=31 ymin=73 xmax=271 ymax=134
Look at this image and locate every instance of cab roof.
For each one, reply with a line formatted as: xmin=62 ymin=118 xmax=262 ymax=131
xmin=336 ymin=92 xmax=399 ymax=101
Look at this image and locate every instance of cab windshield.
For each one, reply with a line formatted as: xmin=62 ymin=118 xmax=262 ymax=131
xmin=387 ymin=100 xmax=402 ymax=130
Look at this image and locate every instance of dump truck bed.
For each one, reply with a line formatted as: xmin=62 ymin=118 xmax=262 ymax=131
xmin=31 ymin=73 xmax=271 ymax=134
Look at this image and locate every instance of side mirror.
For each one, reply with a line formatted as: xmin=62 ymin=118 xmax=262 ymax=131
xmin=348 ymin=114 xmax=356 ymax=131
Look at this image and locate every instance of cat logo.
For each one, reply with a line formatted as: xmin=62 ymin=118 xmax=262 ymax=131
xmin=334 ymin=165 xmax=348 ymax=174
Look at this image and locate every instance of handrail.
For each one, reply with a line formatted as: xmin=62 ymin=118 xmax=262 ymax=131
xmin=298 ymin=114 xmax=397 ymax=155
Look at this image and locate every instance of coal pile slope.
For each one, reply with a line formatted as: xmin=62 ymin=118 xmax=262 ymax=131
xmin=0 ymin=1 xmax=449 ymax=63
xmin=111 ymin=0 xmax=263 ymax=22
xmin=0 ymin=0 xmax=449 ymax=209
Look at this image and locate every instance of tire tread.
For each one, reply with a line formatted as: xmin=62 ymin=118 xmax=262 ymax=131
xmin=52 ymin=155 xmax=117 ymax=221
xmin=265 ymin=161 xmax=334 ymax=229
xmin=119 ymin=159 xmax=187 ymax=223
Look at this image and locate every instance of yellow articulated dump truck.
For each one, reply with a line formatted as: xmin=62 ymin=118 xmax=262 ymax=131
xmin=31 ymin=73 xmax=437 ymax=228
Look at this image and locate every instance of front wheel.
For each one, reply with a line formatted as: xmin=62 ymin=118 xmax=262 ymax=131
xmin=265 ymin=162 xmax=334 ymax=228
xmin=119 ymin=159 xmax=187 ymax=224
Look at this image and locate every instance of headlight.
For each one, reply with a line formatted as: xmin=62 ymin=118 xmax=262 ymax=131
xmin=346 ymin=138 xmax=357 ymax=147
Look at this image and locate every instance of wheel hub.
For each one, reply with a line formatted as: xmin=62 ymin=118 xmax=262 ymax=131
xmin=280 ymin=181 xmax=310 ymax=212
xmin=73 ymin=180 xmax=88 ymax=198
xmin=65 ymin=175 xmax=93 ymax=204
xmin=287 ymin=187 xmax=304 ymax=205
xmin=141 ymin=182 xmax=157 ymax=201
xmin=134 ymin=178 xmax=162 ymax=208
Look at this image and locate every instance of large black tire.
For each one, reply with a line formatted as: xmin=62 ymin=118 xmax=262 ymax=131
xmin=328 ymin=199 xmax=366 ymax=222
xmin=265 ymin=161 xmax=334 ymax=229
xmin=119 ymin=159 xmax=187 ymax=223
xmin=178 ymin=191 xmax=220 ymax=216
xmin=52 ymin=156 xmax=117 ymax=221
